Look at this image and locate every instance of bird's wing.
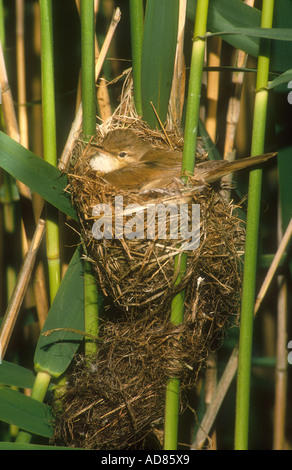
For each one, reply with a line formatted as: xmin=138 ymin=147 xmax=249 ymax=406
xmin=103 ymin=160 xmax=180 ymax=190
xmin=140 ymin=149 xmax=182 ymax=165
xmin=195 ymin=152 xmax=277 ymax=183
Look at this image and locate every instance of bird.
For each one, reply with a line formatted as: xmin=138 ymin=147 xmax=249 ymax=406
xmin=89 ymin=129 xmax=277 ymax=191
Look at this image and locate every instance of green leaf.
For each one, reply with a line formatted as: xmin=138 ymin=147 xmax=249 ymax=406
xmin=208 ymin=27 xmax=292 ymax=41
xmin=187 ymin=0 xmax=261 ymax=57
xmin=34 ymin=246 xmax=85 ymax=378
xmin=141 ymin=0 xmax=179 ymax=127
xmin=0 ymin=442 xmax=84 ymax=450
xmin=0 ymin=385 xmax=53 ymax=438
xmin=267 ymin=68 xmax=292 ymax=89
xmin=0 ymin=131 xmax=77 ymax=221
xmin=198 ymin=119 xmax=222 ymax=161
xmin=0 ymin=361 xmax=36 ymax=389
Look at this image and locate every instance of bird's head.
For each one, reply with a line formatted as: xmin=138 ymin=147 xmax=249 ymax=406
xmin=89 ymin=129 xmax=152 ymax=173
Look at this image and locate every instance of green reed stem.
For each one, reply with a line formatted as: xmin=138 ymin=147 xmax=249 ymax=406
xmin=16 ymin=370 xmax=52 ymax=443
xmin=181 ymin=0 xmax=209 ymax=175
xmin=39 ymin=0 xmax=60 ymax=304
xmin=80 ymin=0 xmax=99 ymax=357
xmin=81 ymin=0 xmax=96 ymax=138
xmin=129 ymin=0 xmax=144 ymax=116
xmin=164 ymin=0 xmax=209 ymax=450
xmin=234 ymin=0 xmax=274 ymax=450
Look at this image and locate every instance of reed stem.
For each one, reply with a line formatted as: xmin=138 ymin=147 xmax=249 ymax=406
xmin=164 ymin=0 xmax=209 ymax=450
xmin=80 ymin=0 xmax=99 ymax=356
xmin=39 ymin=0 xmax=60 ymax=304
xmin=15 ymin=371 xmax=51 ymax=443
xmin=81 ymin=0 xmax=96 ymax=138
xmin=181 ymin=0 xmax=209 ymax=175
xmin=234 ymin=0 xmax=274 ymax=450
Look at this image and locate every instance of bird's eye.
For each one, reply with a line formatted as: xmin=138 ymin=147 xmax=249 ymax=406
xmin=118 ymin=152 xmax=127 ymax=158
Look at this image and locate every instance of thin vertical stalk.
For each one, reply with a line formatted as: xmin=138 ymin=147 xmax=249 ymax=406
xmin=0 ymin=42 xmax=20 ymax=142
xmin=80 ymin=0 xmax=99 ymax=357
xmin=16 ymin=367 xmax=51 ymax=444
xmin=181 ymin=0 xmax=209 ymax=175
xmin=205 ymin=36 xmax=221 ymax=142
xmin=0 ymin=0 xmax=4 ymax=45
xmin=234 ymin=0 xmax=274 ymax=450
xmin=170 ymin=0 xmax=187 ymax=126
xmin=129 ymin=0 xmax=144 ymax=115
xmin=164 ymin=0 xmax=209 ymax=450
xmin=16 ymin=0 xmax=49 ymax=328
xmin=31 ymin=2 xmax=43 ymax=160
xmin=223 ymin=0 xmax=255 ymax=165
xmin=273 ymin=206 xmax=288 ymax=449
xmin=39 ymin=0 xmax=60 ymax=304
xmin=273 ymin=274 xmax=288 ymax=449
xmin=204 ymin=352 xmax=218 ymax=449
xmin=75 ymin=1 xmax=114 ymax=123
xmin=16 ymin=0 xmax=29 ymax=149
xmin=0 ymin=218 xmax=46 ymax=358
xmin=0 ymin=22 xmax=20 ymax=315
xmin=39 ymin=0 xmax=57 ymax=166
xmin=164 ymin=255 xmax=187 ymax=449
xmin=94 ymin=6 xmax=120 ymax=121
xmin=221 ymin=47 xmax=248 ymax=202
xmin=81 ymin=0 xmax=96 ymax=138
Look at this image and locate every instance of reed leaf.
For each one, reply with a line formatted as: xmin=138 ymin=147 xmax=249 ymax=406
xmin=187 ymin=0 xmax=261 ymax=56
xmin=0 ymin=385 xmax=53 ymax=438
xmin=15 ymin=247 xmax=84 ymax=443
xmin=34 ymin=245 xmax=84 ymax=378
xmin=141 ymin=0 xmax=179 ymax=127
xmin=267 ymin=69 xmax=292 ymax=89
xmin=0 ymin=131 xmax=77 ymax=220
xmin=0 ymin=442 xmax=82 ymax=450
xmin=0 ymin=361 xmax=36 ymax=389
xmin=129 ymin=0 xmax=144 ymax=115
xmin=208 ymin=27 xmax=292 ymax=41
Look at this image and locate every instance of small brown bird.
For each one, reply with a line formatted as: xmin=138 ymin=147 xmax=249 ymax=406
xmin=90 ymin=129 xmax=276 ymax=190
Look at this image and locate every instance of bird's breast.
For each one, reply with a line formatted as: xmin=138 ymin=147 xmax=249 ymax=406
xmin=90 ymin=151 xmax=121 ymax=173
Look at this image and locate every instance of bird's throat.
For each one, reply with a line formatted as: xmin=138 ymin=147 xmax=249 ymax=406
xmin=90 ymin=152 xmax=121 ymax=173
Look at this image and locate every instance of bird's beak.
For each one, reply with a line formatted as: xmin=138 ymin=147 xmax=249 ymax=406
xmin=90 ymin=149 xmax=121 ymax=173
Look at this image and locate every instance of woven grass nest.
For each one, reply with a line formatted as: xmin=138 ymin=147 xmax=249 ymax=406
xmin=54 ymin=90 xmax=245 ymax=449
xmin=52 ymin=319 xmax=207 ymax=450
xmin=68 ymin=119 xmax=244 ymax=325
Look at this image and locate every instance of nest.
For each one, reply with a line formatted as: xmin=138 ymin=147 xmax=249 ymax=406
xmin=54 ymin=78 xmax=245 ymax=449
xmin=68 ymin=116 xmax=244 ymax=325
xmin=52 ymin=319 xmax=207 ymax=450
